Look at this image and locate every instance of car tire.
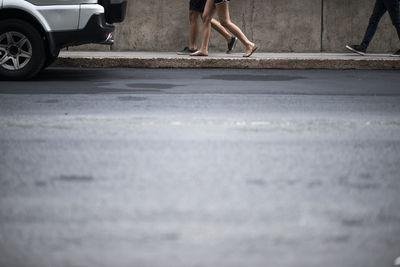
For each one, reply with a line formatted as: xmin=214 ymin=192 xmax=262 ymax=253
xmin=0 ymin=19 xmax=46 ymax=80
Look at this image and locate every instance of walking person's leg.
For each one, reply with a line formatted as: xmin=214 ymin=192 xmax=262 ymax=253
xmin=361 ymin=0 xmax=388 ymax=48
xmin=192 ymin=0 xmax=237 ymax=53
xmin=384 ymin=0 xmax=400 ymax=38
xmin=214 ymin=1 xmax=257 ymax=57
xmin=189 ymin=10 xmax=201 ymax=51
xmin=191 ymin=16 xmax=237 ymax=54
xmin=346 ymin=0 xmax=387 ymax=55
xmin=211 ymin=19 xmax=232 ymax=43
xmin=190 ymin=0 xmax=216 ymax=56
xmin=384 ymin=0 xmax=400 ymax=55
xmin=177 ymin=0 xmax=203 ymax=55
xmin=210 ymin=18 xmax=238 ymax=53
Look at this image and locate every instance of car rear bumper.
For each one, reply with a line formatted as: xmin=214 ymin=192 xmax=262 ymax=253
xmin=48 ymin=13 xmax=114 ymax=51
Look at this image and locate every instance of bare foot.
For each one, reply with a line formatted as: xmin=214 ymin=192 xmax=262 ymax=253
xmin=190 ymin=50 xmax=208 ymax=56
xmin=243 ymin=43 xmax=257 ymax=57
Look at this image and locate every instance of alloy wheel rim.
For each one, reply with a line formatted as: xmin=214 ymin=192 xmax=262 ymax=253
xmin=0 ymin=31 xmax=32 ymax=71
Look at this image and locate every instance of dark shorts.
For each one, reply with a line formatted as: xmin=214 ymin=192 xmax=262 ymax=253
xmin=190 ymin=0 xmax=207 ymax=12
xmin=215 ymin=0 xmax=230 ymax=4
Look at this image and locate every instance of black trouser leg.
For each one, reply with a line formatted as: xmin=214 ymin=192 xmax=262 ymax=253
xmin=384 ymin=0 xmax=400 ymax=41
xmin=361 ymin=0 xmax=387 ymax=49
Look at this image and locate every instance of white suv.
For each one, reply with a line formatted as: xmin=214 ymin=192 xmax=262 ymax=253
xmin=0 ymin=0 xmax=127 ymax=80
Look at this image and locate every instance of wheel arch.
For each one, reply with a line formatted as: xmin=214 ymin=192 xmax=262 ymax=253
xmin=0 ymin=9 xmax=57 ymax=58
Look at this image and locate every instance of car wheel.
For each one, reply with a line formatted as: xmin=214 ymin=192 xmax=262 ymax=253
xmin=0 ymin=19 xmax=46 ymax=80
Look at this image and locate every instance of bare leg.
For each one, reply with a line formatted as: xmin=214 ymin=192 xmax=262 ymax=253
xmin=189 ymin=10 xmax=201 ymax=50
xmin=191 ymin=0 xmax=216 ymax=56
xmin=215 ymin=2 xmax=257 ymax=56
xmin=211 ymin=18 xmax=232 ymax=43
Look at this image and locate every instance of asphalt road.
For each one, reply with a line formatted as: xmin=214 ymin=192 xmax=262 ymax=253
xmin=0 ymin=68 xmax=400 ymax=267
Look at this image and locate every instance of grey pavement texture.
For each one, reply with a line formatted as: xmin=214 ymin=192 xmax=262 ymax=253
xmin=56 ymin=51 xmax=400 ymax=70
xmin=0 ymin=68 xmax=400 ymax=267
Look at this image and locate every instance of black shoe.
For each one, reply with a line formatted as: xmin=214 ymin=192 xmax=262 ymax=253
xmin=177 ymin=47 xmax=197 ymax=55
xmin=391 ymin=49 xmax=400 ymax=57
xmin=346 ymin=45 xmax=367 ymax=56
xmin=227 ymin=36 xmax=238 ymax=54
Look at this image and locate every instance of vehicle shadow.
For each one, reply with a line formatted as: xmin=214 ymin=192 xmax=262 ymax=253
xmin=0 ymin=68 xmax=121 ymax=94
xmin=0 ymin=68 xmax=178 ymax=95
xmin=32 ymin=68 xmax=115 ymax=82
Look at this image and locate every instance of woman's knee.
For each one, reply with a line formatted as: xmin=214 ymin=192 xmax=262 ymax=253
xmin=219 ymin=19 xmax=231 ymax=28
xmin=189 ymin=10 xmax=199 ymax=23
xmin=201 ymin=14 xmax=213 ymax=24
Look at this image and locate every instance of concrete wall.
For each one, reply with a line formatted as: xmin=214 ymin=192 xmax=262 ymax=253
xmin=74 ymin=0 xmax=399 ymax=52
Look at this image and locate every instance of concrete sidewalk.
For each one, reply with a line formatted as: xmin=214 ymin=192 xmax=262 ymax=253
xmin=55 ymin=51 xmax=400 ymax=70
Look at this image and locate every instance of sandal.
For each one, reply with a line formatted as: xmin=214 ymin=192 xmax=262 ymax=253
xmin=243 ymin=45 xmax=258 ymax=57
xmin=190 ymin=51 xmax=208 ymax=57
